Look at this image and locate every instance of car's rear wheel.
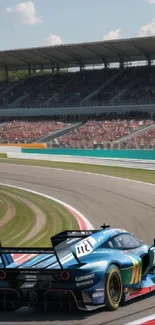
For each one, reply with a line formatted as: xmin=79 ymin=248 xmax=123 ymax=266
xmin=105 ymin=264 xmax=123 ymax=311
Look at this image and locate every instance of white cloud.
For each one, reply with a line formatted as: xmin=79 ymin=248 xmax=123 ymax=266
xmin=6 ymin=8 xmax=12 ymax=12
xmin=6 ymin=1 xmax=42 ymax=26
xmin=137 ymin=18 xmax=155 ymax=37
xmin=44 ymin=34 xmax=64 ymax=46
xmin=103 ymin=28 xmax=121 ymax=41
xmin=146 ymin=0 xmax=155 ymax=4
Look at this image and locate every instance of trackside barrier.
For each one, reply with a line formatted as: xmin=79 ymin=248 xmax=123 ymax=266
xmin=0 ymin=146 xmax=21 ymax=153
xmin=0 ymin=143 xmax=47 ymax=149
xmin=21 ymin=148 xmax=155 ymax=160
xmin=21 ymin=143 xmax=47 ymax=149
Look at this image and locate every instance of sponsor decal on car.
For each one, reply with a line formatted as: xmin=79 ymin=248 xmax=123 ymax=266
xmin=75 ymin=237 xmax=97 ymax=257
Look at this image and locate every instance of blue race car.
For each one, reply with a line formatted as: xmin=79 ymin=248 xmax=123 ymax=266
xmin=0 ymin=224 xmax=155 ymax=312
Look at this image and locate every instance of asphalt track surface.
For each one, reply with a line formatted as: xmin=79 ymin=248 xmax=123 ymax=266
xmin=0 ymin=163 xmax=155 ymax=325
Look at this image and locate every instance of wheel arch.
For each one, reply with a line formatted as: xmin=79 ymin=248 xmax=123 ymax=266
xmin=104 ymin=262 xmax=123 ymax=311
xmin=105 ymin=261 xmax=122 ymax=274
xmin=111 ymin=262 xmax=121 ymax=270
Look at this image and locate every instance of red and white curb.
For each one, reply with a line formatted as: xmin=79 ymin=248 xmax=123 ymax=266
xmin=0 ymin=183 xmax=94 ymax=264
xmin=126 ymin=314 xmax=155 ymax=325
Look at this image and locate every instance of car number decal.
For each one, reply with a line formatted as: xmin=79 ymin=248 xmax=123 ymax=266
xmin=75 ymin=237 xmax=98 ymax=257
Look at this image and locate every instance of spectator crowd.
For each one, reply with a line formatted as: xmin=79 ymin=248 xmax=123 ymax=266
xmin=118 ymin=126 xmax=155 ymax=149
xmin=0 ymin=118 xmax=154 ymax=149
xmin=56 ymin=119 xmax=153 ymax=149
xmin=0 ymin=120 xmax=67 ymax=143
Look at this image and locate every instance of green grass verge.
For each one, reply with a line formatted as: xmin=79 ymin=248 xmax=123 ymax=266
xmin=0 ymin=153 xmax=7 ymax=158
xmin=1 ymin=157 xmax=155 ymax=184
xmin=0 ymin=185 xmax=79 ymax=247
xmin=0 ymin=187 xmax=36 ymax=246
xmin=0 ymin=194 xmax=8 ymax=220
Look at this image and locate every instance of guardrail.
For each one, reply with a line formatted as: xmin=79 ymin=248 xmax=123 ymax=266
xmin=6 ymin=153 xmax=155 ymax=171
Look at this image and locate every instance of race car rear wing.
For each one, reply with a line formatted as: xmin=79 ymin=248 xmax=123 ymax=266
xmin=0 ymin=230 xmax=96 ymax=254
xmin=0 ymin=230 xmax=97 ymax=268
xmin=0 ymin=247 xmax=54 ymax=254
xmin=0 ymin=247 xmax=55 ymax=268
xmin=51 ymin=230 xmax=97 ymax=246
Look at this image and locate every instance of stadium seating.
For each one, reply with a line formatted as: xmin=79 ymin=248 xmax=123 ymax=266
xmin=91 ymin=66 xmax=155 ymax=104
xmin=0 ymin=68 xmax=119 ymax=108
xmin=15 ymin=69 xmax=118 ymax=108
xmin=47 ymin=69 xmax=117 ymax=107
xmin=1 ymin=66 xmax=155 ymax=108
xmin=118 ymin=125 xmax=155 ymax=149
xmin=0 ymin=118 xmax=153 ymax=149
xmin=0 ymin=80 xmax=18 ymax=106
xmin=17 ymin=73 xmax=74 ymax=108
xmin=0 ymin=120 xmax=68 ymax=143
xmin=91 ymin=68 xmax=137 ymax=103
xmin=0 ymin=81 xmax=12 ymax=94
xmin=55 ymin=119 xmax=153 ymax=149
xmin=0 ymin=74 xmax=63 ymax=108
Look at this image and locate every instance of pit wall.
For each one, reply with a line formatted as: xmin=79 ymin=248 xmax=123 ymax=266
xmin=21 ymin=148 xmax=155 ymax=160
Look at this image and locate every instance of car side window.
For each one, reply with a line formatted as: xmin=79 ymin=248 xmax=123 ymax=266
xmin=102 ymin=240 xmax=114 ymax=248
xmin=102 ymin=233 xmax=141 ymax=249
xmin=112 ymin=234 xmax=141 ymax=249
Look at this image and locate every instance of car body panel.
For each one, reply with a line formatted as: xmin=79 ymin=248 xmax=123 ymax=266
xmin=0 ymin=227 xmax=155 ymax=311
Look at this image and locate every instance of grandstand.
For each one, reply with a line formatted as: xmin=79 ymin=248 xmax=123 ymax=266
xmin=0 ymin=36 xmax=155 ymax=149
xmin=51 ymin=119 xmax=154 ymax=150
xmin=0 ymin=36 xmax=155 ymax=115
xmin=0 ymin=118 xmax=154 ymax=149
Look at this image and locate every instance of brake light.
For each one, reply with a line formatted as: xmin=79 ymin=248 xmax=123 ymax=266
xmin=61 ymin=271 xmax=70 ymax=281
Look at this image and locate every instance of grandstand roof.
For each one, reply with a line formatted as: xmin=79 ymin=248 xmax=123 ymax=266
xmin=1 ymin=36 xmax=155 ymax=70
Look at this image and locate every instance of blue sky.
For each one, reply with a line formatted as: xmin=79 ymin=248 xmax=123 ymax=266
xmin=0 ymin=0 xmax=155 ymax=50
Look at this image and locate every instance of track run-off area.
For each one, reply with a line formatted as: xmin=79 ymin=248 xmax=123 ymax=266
xmin=0 ymin=162 xmax=155 ymax=325
xmin=0 ymin=184 xmax=92 ymax=252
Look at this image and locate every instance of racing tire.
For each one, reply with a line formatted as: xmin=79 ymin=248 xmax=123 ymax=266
xmin=105 ymin=264 xmax=123 ymax=311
